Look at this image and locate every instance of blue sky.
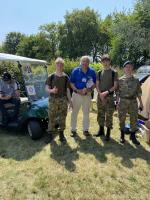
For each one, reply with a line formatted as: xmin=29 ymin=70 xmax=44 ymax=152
xmin=0 ymin=0 xmax=136 ymax=43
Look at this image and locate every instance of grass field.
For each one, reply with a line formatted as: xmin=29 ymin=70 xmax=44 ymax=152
xmin=0 ymin=110 xmax=150 ymax=200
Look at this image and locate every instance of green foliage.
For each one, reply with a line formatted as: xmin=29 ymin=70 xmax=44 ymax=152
xmin=47 ymin=59 xmax=78 ymax=75
xmin=0 ymin=45 xmax=3 ymax=52
xmin=39 ymin=23 xmax=60 ymax=59
xmin=47 ymin=59 xmax=103 ymax=75
xmin=0 ymin=62 xmax=20 ymax=78
xmin=3 ymin=32 xmax=25 ymax=54
xmin=110 ymin=0 xmax=150 ymax=67
xmin=17 ymin=34 xmax=51 ymax=60
xmin=59 ymin=7 xmax=103 ymax=60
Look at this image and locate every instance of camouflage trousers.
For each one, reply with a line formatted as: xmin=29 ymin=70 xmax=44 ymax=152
xmin=97 ymin=95 xmax=115 ymax=129
xmin=118 ymin=98 xmax=138 ymax=132
xmin=48 ymin=97 xmax=68 ymax=133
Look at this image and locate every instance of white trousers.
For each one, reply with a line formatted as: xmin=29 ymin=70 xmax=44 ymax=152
xmin=71 ymin=92 xmax=91 ymax=132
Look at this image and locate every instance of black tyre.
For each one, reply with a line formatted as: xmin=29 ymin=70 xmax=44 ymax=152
xmin=27 ymin=120 xmax=43 ymax=140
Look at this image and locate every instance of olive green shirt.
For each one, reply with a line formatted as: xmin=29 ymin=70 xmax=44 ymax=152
xmin=118 ymin=75 xmax=142 ymax=98
xmin=46 ymin=73 xmax=70 ymax=98
xmin=96 ymin=68 xmax=118 ymax=91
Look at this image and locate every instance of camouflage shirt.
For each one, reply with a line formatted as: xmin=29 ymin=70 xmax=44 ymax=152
xmin=118 ymin=75 xmax=142 ymax=98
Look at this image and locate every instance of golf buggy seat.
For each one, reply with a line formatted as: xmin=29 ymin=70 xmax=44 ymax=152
xmin=4 ymin=97 xmax=28 ymax=109
xmin=1 ymin=97 xmax=29 ymax=121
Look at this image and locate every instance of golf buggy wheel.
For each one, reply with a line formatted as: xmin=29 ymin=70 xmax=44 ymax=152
xmin=27 ymin=120 xmax=43 ymax=140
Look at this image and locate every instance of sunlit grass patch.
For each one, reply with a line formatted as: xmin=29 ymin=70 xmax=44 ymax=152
xmin=0 ymin=110 xmax=150 ymax=200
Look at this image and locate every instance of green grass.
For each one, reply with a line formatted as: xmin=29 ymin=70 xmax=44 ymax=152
xmin=0 ymin=110 xmax=150 ymax=200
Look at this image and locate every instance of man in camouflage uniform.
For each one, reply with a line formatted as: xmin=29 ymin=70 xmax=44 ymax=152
xmin=45 ymin=57 xmax=72 ymax=143
xmin=117 ymin=61 xmax=143 ymax=145
xmin=96 ymin=54 xmax=118 ymax=141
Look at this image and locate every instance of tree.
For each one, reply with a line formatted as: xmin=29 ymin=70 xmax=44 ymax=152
xmin=133 ymin=0 xmax=150 ymax=62
xmin=96 ymin=15 xmax=113 ymax=58
xmin=0 ymin=44 xmax=3 ymax=53
xmin=59 ymin=8 xmax=103 ymax=60
xmin=3 ymin=32 xmax=25 ymax=54
xmin=39 ymin=23 xmax=59 ymax=59
xmin=17 ymin=34 xmax=50 ymax=60
xmin=110 ymin=0 xmax=150 ymax=67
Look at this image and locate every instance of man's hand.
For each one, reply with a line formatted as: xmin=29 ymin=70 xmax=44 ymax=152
xmin=101 ymin=91 xmax=109 ymax=98
xmin=51 ymin=86 xmax=58 ymax=94
xmin=99 ymin=91 xmax=109 ymax=101
xmin=82 ymin=88 xmax=88 ymax=95
xmin=77 ymin=88 xmax=87 ymax=95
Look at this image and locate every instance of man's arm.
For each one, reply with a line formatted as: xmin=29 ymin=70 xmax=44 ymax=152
xmin=45 ymin=75 xmax=58 ymax=94
xmin=101 ymin=71 xmax=118 ymax=97
xmin=108 ymin=80 xmax=118 ymax=94
xmin=67 ymin=88 xmax=73 ymax=109
xmin=70 ymin=69 xmax=83 ymax=94
xmin=45 ymin=84 xmax=58 ymax=94
xmin=96 ymin=80 xmax=101 ymax=94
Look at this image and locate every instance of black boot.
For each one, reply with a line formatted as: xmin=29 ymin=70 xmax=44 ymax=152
xmin=130 ymin=132 xmax=140 ymax=145
xmin=105 ymin=128 xmax=111 ymax=141
xmin=45 ymin=132 xmax=53 ymax=144
xmin=70 ymin=131 xmax=77 ymax=137
xmin=59 ymin=131 xmax=67 ymax=143
xmin=95 ymin=126 xmax=105 ymax=137
xmin=120 ymin=130 xmax=125 ymax=144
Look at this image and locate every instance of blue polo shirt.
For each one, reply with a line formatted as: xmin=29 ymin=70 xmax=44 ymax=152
xmin=70 ymin=66 xmax=96 ymax=89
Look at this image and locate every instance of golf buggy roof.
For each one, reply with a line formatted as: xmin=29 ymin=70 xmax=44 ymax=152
xmin=0 ymin=53 xmax=47 ymax=65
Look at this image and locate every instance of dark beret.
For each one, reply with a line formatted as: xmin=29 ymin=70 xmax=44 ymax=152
xmin=123 ymin=60 xmax=133 ymax=68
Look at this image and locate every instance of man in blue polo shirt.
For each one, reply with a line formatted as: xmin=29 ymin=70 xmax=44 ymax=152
xmin=70 ymin=56 xmax=96 ymax=136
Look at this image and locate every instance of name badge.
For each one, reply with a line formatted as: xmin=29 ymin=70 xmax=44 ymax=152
xmin=82 ymin=78 xmax=87 ymax=83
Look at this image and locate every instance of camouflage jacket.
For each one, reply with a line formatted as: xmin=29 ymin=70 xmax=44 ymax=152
xmin=118 ymin=75 xmax=142 ymax=98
